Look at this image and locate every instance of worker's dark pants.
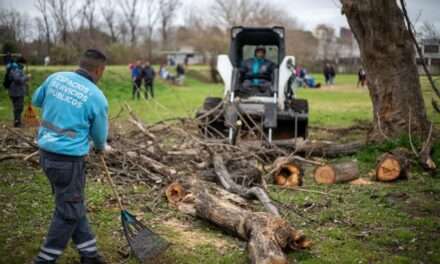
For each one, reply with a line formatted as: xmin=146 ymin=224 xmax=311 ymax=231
xmin=132 ymin=79 xmax=142 ymax=100
xmin=34 ymin=150 xmax=97 ymax=263
xmin=238 ymin=80 xmax=272 ymax=98
xmin=10 ymin=96 xmax=24 ymax=126
xmin=144 ymin=80 xmax=154 ymax=99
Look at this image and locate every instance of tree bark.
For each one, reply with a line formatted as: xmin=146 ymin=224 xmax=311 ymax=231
xmin=340 ymin=0 xmax=430 ymax=140
xmin=314 ymin=161 xmax=359 ymax=185
xmin=166 ymin=181 xmax=311 ymax=264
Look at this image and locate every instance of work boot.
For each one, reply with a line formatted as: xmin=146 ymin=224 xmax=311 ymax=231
xmin=80 ymin=254 xmax=107 ymax=264
xmin=14 ymin=120 xmax=22 ymax=128
xmin=33 ymin=258 xmax=55 ymax=264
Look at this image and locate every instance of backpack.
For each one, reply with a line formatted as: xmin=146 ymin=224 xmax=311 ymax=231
xmin=3 ymin=67 xmax=12 ymax=90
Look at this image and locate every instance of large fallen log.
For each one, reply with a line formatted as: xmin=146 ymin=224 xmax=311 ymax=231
xmin=314 ymin=161 xmax=359 ymax=184
xmin=213 ymin=154 xmax=280 ymax=216
xmin=374 ymin=148 xmax=410 ymax=182
xmin=166 ymin=181 xmax=311 ymax=264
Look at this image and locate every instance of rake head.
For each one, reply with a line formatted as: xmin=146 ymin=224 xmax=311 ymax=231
xmin=121 ymin=210 xmax=169 ymax=262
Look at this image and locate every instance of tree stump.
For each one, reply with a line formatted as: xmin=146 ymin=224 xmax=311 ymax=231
xmin=272 ymin=157 xmax=303 ymax=187
xmin=314 ymin=161 xmax=359 ymax=184
xmin=166 ymin=181 xmax=311 ymax=264
xmin=374 ymin=149 xmax=410 ymax=182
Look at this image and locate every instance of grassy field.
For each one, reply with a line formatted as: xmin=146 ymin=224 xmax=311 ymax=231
xmin=0 ymin=66 xmax=440 ymax=264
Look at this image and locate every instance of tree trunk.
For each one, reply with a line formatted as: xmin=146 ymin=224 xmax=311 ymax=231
xmin=340 ymin=0 xmax=430 ymax=140
xmin=166 ymin=181 xmax=311 ymax=264
xmin=314 ymin=161 xmax=359 ymax=185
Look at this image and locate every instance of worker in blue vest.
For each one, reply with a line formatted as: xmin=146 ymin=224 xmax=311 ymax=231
xmin=32 ymin=49 xmax=110 ymax=264
xmin=239 ymin=46 xmax=275 ymax=97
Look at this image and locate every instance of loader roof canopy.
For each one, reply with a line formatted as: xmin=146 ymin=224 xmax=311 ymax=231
xmin=229 ymin=27 xmax=285 ymax=67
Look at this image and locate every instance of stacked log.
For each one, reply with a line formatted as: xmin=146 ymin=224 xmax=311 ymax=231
xmin=374 ymin=148 xmax=410 ymax=182
xmin=272 ymin=157 xmax=303 ymax=187
xmin=314 ymin=161 xmax=359 ymax=184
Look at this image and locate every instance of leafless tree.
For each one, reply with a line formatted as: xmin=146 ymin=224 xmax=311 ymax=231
xmin=145 ymin=0 xmax=160 ymax=59
xmin=101 ymin=2 xmax=119 ymax=43
xmin=79 ymin=0 xmax=97 ymax=32
xmin=158 ymin=0 xmax=181 ymax=48
xmin=211 ymin=0 xmax=254 ymax=28
xmin=0 ymin=9 xmax=30 ymax=43
xmin=47 ymin=0 xmax=72 ymax=44
xmin=119 ymin=0 xmax=141 ymax=46
xmin=420 ymin=22 xmax=440 ymax=39
xmin=34 ymin=0 xmax=52 ymax=55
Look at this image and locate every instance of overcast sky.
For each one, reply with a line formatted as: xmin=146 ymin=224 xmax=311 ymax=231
xmin=1 ymin=0 xmax=439 ymax=31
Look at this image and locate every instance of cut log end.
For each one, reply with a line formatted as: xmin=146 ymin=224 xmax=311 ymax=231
xmin=165 ymin=182 xmax=186 ymax=205
xmin=376 ymin=157 xmax=401 ymax=182
xmin=314 ymin=165 xmax=336 ymax=184
xmin=273 ymin=159 xmax=303 ymax=187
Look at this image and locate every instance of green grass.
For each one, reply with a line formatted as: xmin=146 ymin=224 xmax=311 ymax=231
xmin=0 ymin=65 xmax=440 ymax=263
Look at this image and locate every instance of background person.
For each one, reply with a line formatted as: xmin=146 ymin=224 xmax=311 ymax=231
xmin=32 ymin=49 xmax=109 ymax=264
xmin=131 ymin=60 xmax=143 ymax=100
xmin=323 ymin=63 xmax=336 ymax=87
xmin=142 ymin=61 xmax=156 ymax=99
xmin=358 ymin=67 xmax=367 ymax=88
xmin=176 ymin=63 xmax=185 ymax=85
xmin=6 ymin=57 xmax=31 ymax=127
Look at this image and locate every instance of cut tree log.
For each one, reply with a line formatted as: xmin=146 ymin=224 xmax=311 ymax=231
xmin=374 ymin=148 xmax=410 ymax=182
xmin=272 ymin=157 xmax=303 ymax=187
xmin=166 ymin=181 xmax=311 ymax=264
xmin=314 ymin=161 xmax=359 ymax=184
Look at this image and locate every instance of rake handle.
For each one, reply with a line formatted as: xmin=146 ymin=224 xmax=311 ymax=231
xmin=99 ymin=154 xmax=125 ymax=211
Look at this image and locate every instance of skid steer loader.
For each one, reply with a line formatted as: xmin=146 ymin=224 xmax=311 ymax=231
xmin=197 ymin=26 xmax=309 ymax=144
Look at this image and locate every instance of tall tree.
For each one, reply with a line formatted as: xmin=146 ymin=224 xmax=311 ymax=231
xmin=47 ymin=0 xmax=71 ymax=44
xmin=158 ymin=0 xmax=181 ymax=49
xmin=340 ymin=0 xmax=430 ymax=140
xmin=101 ymin=2 xmax=118 ymax=43
xmin=35 ymin=0 xmax=52 ymax=56
xmin=119 ymin=0 xmax=141 ymax=46
xmin=145 ymin=0 xmax=160 ymax=59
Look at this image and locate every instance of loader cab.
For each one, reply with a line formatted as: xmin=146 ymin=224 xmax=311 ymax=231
xmin=229 ymin=26 xmax=286 ymax=67
xmin=227 ymin=27 xmax=287 ymax=100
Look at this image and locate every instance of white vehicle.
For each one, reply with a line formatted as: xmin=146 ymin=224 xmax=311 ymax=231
xmin=197 ymin=26 xmax=309 ymax=144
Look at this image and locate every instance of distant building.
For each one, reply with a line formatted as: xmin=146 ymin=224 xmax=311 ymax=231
xmin=161 ymin=45 xmax=204 ymax=65
xmin=416 ymin=38 xmax=440 ymax=74
xmin=313 ymin=26 xmax=361 ymax=73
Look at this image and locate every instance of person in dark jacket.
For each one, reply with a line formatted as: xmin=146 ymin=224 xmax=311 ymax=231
xmin=7 ymin=60 xmax=30 ymax=127
xmin=357 ymin=67 xmax=367 ymax=88
xmin=176 ymin=63 xmax=185 ymax=85
xmin=142 ymin=61 xmax=155 ymax=99
xmin=323 ymin=63 xmax=336 ymax=86
xmin=131 ymin=60 xmax=143 ymax=99
xmin=239 ymin=47 xmax=275 ymax=97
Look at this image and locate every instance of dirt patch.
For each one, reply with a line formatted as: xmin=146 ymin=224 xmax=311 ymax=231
xmin=162 ymin=218 xmax=240 ymax=253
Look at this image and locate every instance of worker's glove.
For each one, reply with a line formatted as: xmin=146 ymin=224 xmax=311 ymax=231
xmin=94 ymin=144 xmax=115 ymax=154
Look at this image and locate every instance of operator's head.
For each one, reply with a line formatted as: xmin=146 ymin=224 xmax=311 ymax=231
xmin=136 ymin=60 xmax=142 ymax=66
xmin=255 ymin=47 xmax=266 ymax=59
xmin=145 ymin=61 xmax=150 ymax=67
xmin=79 ymin=49 xmax=107 ymax=83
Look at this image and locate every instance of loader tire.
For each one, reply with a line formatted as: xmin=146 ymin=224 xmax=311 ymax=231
xmin=289 ymin=99 xmax=308 ymax=114
xmin=203 ymin=97 xmax=223 ymax=110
